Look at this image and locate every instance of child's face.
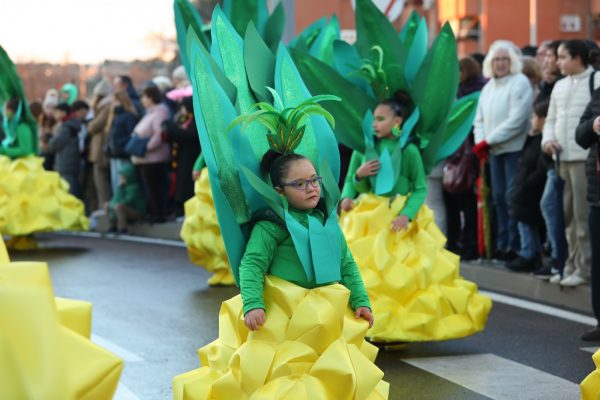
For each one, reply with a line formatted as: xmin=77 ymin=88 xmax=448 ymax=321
xmin=277 ymin=159 xmax=321 ymax=210
xmin=372 ymin=104 xmax=402 ymax=139
xmin=531 ymin=113 xmax=545 ymax=132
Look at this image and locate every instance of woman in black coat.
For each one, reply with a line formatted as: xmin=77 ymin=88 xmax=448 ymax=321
xmin=575 ymin=89 xmax=600 ymax=341
xmin=163 ymin=96 xmax=200 ymax=217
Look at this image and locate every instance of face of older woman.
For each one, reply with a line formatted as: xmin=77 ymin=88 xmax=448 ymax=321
xmin=491 ymin=49 xmax=511 ymax=78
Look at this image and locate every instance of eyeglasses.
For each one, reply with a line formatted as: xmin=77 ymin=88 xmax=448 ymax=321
xmin=281 ymin=176 xmax=322 ymax=191
xmin=492 ymin=57 xmax=511 ymax=63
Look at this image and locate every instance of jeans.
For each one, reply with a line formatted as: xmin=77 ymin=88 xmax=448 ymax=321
xmin=517 ymin=222 xmax=541 ymax=259
xmin=489 ymin=151 xmax=521 ymax=252
xmin=110 ymin=158 xmax=131 ymax=195
xmin=540 ymin=169 xmax=568 ymax=272
xmin=589 ymin=206 xmax=600 ymax=322
xmin=61 ymin=172 xmax=80 ymax=199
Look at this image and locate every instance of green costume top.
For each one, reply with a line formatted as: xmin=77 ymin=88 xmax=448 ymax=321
xmin=341 ymin=140 xmax=427 ymax=220
xmin=239 ymin=207 xmax=371 ymax=315
xmin=108 ymin=163 xmax=147 ymax=216
xmin=0 ymin=122 xmax=36 ymax=159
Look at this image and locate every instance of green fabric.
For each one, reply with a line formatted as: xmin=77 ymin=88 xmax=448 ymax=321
xmin=192 ymin=153 xmax=205 ymax=172
xmin=344 ymin=141 xmax=427 ymax=220
xmin=109 ymin=164 xmax=146 ymax=216
xmin=60 ymin=83 xmax=78 ymax=105
xmin=0 ymin=122 xmax=35 ymax=158
xmin=239 ymin=208 xmax=371 ymax=314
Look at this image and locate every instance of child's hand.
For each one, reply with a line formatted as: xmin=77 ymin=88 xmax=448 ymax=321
xmin=244 ymin=308 xmax=266 ymax=331
xmin=356 ymin=160 xmax=380 ymax=179
xmin=340 ymin=198 xmax=354 ymax=212
xmin=354 ymin=307 xmax=374 ymax=328
xmin=391 ymin=215 xmax=410 ymax=232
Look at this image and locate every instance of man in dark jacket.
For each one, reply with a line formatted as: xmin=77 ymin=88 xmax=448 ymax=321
xmin=48 ymin=100 xmax=89 ymax=197
xmin=576 ymin=89 xmax=600 ymax=341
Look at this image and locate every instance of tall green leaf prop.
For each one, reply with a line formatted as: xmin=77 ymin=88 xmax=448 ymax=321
xmin=264 ymin=1 xmax=285 ymax=52
xmin=412 ymin=23 xmax=459 ymax=173
xmin=0 ymin=46 xmax=38 ymax=153
xmin=174 ymin=0 xmax=210 ymax=76
xmin=435 ymin=92 xmax=480 ymax=162
xmin=222 ymin=0 xmax=268 ymax=37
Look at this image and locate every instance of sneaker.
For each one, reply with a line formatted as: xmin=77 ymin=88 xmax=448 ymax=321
xmin=532 ymin=265 xmax=554 ymax=280
xmin=582 ymin=328 xmax=600 ymax=341
xmin=549 ymin=273 xmax=562 ymax=284
xmin=560 ymin=274 xmax=589 ymax=287
xmin=506 ymin=256 xmax=541 ymax=272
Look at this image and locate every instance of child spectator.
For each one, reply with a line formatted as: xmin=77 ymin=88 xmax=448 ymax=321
xmin=107 ymin=163 xmax=146 ymax=234
xmin=506 ymin=100 xmax=550 ymax=272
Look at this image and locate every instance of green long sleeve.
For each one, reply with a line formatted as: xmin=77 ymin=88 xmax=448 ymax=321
xmin=341 ymin=151 xmax=362 ymax=198
xmin=239 ymin=210 xmax=371 ymax=315
xmin=193 ymin=153 xmax=205 ymax=171
xmin=0 ymin=123 xmax=35 ymax=158
xmin=398 ymin=143 xmax=427 ymax=220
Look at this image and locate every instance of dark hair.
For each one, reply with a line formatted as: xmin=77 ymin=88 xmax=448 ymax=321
xmin=547 ymin=40 xmax=562 ymax=58
xmin=561 ymin=39 xmax=592 ymax=67
xmin=71 ymin=100 xmax=89 ymax=112
xmin=55 ymin=102 xmax=71 ymax=114
xmin=521 ymin=45 xmax=537 ymax=58
xmin=260 ymin=150 xmax=308 ymax=187
xmin=380 ymin=90 xmax=413 ymax=121
xmin=459 ymin=56 xmax=482 ymax=82
xmin=142 ymin=86 xmax=162 ymax=104
xmin=469 ymin=52 xmax=485 ymax=68
xmin=5 ymin=97 xmax=21 ymax=113
xmin=29 ymin=101 xmax=43 ymax=119
xmin=118 ymin=75 xmax=133 ymax=87
xmin=533 ymin=100 xmax=550 ymax=118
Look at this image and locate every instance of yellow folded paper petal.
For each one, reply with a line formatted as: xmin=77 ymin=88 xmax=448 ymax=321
xmin=0 ymin=259 xmax=122 ymax=399
xmin=0 ymin=156 xmax=88 ymax=236
xmin=581 ymin=348 xmax=600 ymax=399
xmin=173 ymin=276 xmax=388 ymax=399
xmin=340 ymin=194 xmax=492 ymax=342
xmin=55 ymin=297 xmax=93 ymax=338
xmin=180 ymin=169 xmax=235 ymax=286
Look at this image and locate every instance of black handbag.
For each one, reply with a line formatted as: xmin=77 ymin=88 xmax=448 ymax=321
xmin=124 ymin=133 xmax=149 ymax=157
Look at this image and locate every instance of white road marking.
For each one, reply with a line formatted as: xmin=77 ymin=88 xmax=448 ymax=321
xmin=114 ymin=383 xmax=140 ymax=400
xmin=92 ymin=334 xmax=144 ymax=362
xmin=404 ymin=353 xmax=580 ymax=400
xmin=481 ymin=290 xmax=596 ymax=326
xmin=581 ymin=346 xmax=600 ymax=354
xmin=60 ymin=231 xmax=186 ymax=248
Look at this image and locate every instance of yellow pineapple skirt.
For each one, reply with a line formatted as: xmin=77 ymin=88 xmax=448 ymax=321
xmin=173 ymin=275 xmax=389 ymax=399
xmin=340 ymin=193 xmax=492 ymax=343
xmin=180 ymin=169 xmax=234 ymax=286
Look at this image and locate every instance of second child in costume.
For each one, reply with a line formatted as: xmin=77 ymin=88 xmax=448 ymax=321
xmin=339 ymin=92 xmax=491 ymax=343
xmin=107 ymin=163 xmax=146 ymax=234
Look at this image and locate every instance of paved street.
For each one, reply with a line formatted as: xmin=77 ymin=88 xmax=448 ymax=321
xmin=10 ymin=233 xmax=596 ymax=400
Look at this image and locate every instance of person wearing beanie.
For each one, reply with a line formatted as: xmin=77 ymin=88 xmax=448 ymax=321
xmin=59 ymin=83 xmax=78 ymax=105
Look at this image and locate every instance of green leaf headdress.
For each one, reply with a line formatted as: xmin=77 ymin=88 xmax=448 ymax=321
xmin=230 ymin=89 xmax=339 ymax=156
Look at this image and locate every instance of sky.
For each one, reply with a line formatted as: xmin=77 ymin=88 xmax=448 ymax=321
xmin=0 ymin=0 xmax=177 ymax=64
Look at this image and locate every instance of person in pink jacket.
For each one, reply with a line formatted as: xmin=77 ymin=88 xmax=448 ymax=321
xmin=131 ymin=86 xmax=170 ymax=223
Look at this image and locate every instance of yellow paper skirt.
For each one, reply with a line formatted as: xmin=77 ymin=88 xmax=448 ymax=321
xmin=340 ymin=194 xmax=492 ymax=342
xmin=180 ymin=169 xmax=234 ymax=285
xmin=173 ymin=275 xmax=389 ymax=399
xmin=0 ymin=156 xmax=89 ymax=237
xmin=581 ymin=348 xmax=600 ymax=399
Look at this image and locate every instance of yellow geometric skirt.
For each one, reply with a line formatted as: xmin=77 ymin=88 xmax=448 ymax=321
xmin=180 ymin=169 xmax=234 ymax=285
xmin=173 ymin=275 xmax=389 ymax=399
xmin=0 ymin=238 xmax=123 ymax=399
xmin=340 ymin=194 xmax=492 ymax=342
xmin=0 ymin=156 xmax=89 ymax=238
xmin=581 ymin=348 xmax=600 ymax=399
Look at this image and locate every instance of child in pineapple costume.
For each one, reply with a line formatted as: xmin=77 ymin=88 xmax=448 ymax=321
xmin=173 ymin=10 xmax=388 ymax=394
xmin=0 ymin=46 xmax=88 ymax=249
xmin=180 ymin=154 xmax=235 ymax=285
xmin=339 ymin=92 xmax=491 ymax=343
